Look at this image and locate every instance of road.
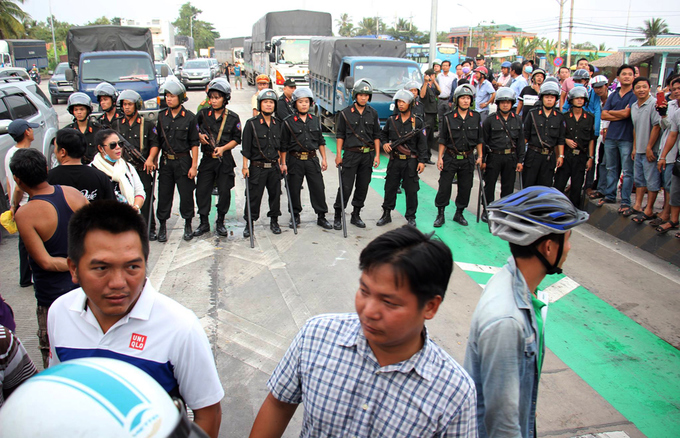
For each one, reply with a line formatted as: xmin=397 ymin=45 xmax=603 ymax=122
xmin=1 ymin=78 xmax=678 ymax=438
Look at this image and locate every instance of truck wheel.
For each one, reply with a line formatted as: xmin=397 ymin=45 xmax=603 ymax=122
xmin=51 ymin=95 xmax=59 ymax=105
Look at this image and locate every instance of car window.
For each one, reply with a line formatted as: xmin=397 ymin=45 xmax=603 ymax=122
xmin=0 ymin=99 xmax=10 ymax=120
xmin=26 ymin=83 xmax=52 ymax=108
xmin=5 ymin=94 xmax=38 ymax=119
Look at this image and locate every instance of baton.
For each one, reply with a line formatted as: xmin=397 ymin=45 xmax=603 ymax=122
xmin=476 ymin=164 xmax=491 ymax=233
xmin=283 ymin=172 xmax=297 ymax=235
xmin=245 ymin=175 xmax=254 ymax=248
xmin=517 ymin=170 xmax=523 ymax=191
xmin=337 ymin=165 xmax=347 ymax=238
xmin=147 ymin=170 xmax=157 ymax=235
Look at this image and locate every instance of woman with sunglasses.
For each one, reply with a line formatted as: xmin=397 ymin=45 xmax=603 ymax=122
xmin=92 ymin=129 xmax=146 ymax=211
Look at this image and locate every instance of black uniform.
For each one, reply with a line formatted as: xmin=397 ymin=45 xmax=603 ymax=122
xmin=154 ymin=107 xmax=200 ymax=222
xmin=554 ymin=108 xmax=595 ymax=207
xmin=115 ymin=114 xmax=160 ymax=229
xmin=98 ymin=110 xmax=123 ymax=129
xmin=242 ymin=114 xmax=282 ymax=221
xmin=435 ymin=109 xmax=482 ymax=211
xmin=422 ymin=84 xmax=440 ymax=160
xmin=67 ymin=120 xmax=100 ymax=164
xmin=281 ymin=112 xmax=328 ymax=217
xmin=333 ymin=104 xmax=380 ymax=213
xmin=276 ymin=95 xmax=295 ymax=121
xmin=380 ymin=113 xmax=428 ymax=220
xmin=523 ymin=106 xmax=566 ymax=188
xmin=195 ymin=107 xmax=242 ymax=217
xmin=482 ymin=111 xmax=525 ymax=203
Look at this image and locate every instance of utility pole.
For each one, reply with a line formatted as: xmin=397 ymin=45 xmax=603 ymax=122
xmin=190 ymin=15 xmax=193 ymax=39
xmin=48 ymin=0 xmax=58 ymax=69
xmin=623 ymin=0 xmax=632 ymax=46
xmin=428 ymin=0 xmax=438 ymax=66
xmin=556 ymin=0 xmax=566 ymax=59
xmin=566 ymin=0 xmax=574 ymax=67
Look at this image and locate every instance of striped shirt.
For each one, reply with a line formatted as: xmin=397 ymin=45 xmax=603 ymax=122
xmin=0 ymin=325 xmax=38 ymax=407
xmin=268 ymin=313 xmax=478 ymax=437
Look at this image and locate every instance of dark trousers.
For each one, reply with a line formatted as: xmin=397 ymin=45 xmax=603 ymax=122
xmin=138 ymin=169 xmax=156 ymax=230
xmin=287 ymin=156 xmax=328 ymax=216
xmin=156 ymin=155 xmax=196 ymax=221
xmin=196 ymin=155 xmax=235 ymax=216
xmin=424 ymin=113 xmax=437 ymax=160
xmin=435 ymin=154 xmax=474 ymax=210
xmin=18 ymin=235 xmax=32 ymax=286
xmin=484 ymin=153 xmax=517 ymax=203
xmin=523 ymin=149 xmax=556 ymax=188
xmin=383 ymin=157 xmax=419 ymax=219
xmin=334 ymin=151 xmax=374 ymax=212
xmin=554 ymin=152 xmax=589 ymax=207
xmin=584 ymin=135 xmax=599 ymax=190
xmin=244 ymin=165 xmax=281 ymax=221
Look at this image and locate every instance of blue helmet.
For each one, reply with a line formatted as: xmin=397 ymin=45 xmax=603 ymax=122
xmin=501 ymin=61 xmax=512 ymax=68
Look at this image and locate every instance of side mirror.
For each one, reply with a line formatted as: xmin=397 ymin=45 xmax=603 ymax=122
xmin=344 ymin=76 xmax=355 ymax=90
xmin=48 ymin=70 xmax=53 ymax=75
xmin=65 ymin=68 xmax=75 ymax=82
xmin=161 ymin=65 xmax=169 ymax=77
xmin=167 ymin=47 xmax=172 ymax=54
xmin=269 ymin=52 xmax=276 ymax=63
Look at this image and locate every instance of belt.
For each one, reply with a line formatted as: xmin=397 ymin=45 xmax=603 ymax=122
xmin=290 ymin=150 xmax=317 ymax=160
xmin=445 ymin=148 xmax=472 ymax=160
xmin=164 ymin=151 xmax=190 ymax=160
xmin=489 ymin=148 xmax=515 ymax=155
xmin=346 ymin=146 xmax=372 ymax=153
xmin=392 ymin=150 xmax=417 ymax=160
xmin=527 ymin=145 xmax=552 ymax=155
xmin=567 ymin=148 xmax=585 ymax=156
xmin=250 ymin=160 xmax=277 ymax=169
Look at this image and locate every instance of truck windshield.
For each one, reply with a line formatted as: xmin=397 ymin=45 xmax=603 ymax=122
xmin=81 ymin=56 xmax=154 ymax=83
xmin=354 ymin=62 xmax=423 ymax=92
xmin=153 ymin=45 xmax=165 ymax=62
xmin=277 ymin=39 xmax=310 ymax=65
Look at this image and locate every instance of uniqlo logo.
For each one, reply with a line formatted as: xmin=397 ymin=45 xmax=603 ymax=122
xmin=129 ymin=333 xmax=147 ymax=350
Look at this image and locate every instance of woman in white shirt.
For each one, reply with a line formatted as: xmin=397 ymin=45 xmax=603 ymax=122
xmin=92 ymin=129 xmax=145 ymax=211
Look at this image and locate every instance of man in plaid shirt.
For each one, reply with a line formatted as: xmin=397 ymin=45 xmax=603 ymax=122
xmin=249 ymin=226 xmax=477 ymax=437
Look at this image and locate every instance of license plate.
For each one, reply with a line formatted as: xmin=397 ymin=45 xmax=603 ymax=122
xmin=62 ymin=86 xmax=73 ymax=92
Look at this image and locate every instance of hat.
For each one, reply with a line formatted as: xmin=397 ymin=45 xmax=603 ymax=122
xmin=476 ymin=54 xmax=485 ymax=60
xmin=283 ymin=79 xmax=296 ymax=87
xmin=474 ymin=66 xmax=488 ymax=76
xmin=8 ymin=119 xmax=39 ymax=141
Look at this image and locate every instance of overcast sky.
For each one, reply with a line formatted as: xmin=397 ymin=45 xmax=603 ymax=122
xmin=23 ymin=0 xmax=680 ymax=49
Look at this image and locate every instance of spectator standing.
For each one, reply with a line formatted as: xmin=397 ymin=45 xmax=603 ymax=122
xmin=233 ymin=62 xmax=243 ymax=90
xmin=517 ymin=68 xmax=546 ymax=121
xmin=654 ymin=76 xmax=680 ymax=229
xmin=432 ymin=60 xmax=441 ymax=75
xmin=252 ymin=74 xmax=271 ymax=117
xmin=560 ymin=58 xmax=590 ymax=109
xmin=521 ymin=60 xmax=533 ymax=84
xmin=0 ymin=324 xmax=37 ymax=407
xmin=509 ymin=62 xmax=527 ymax=110
xmin=10 ymin=148 xmax=88 ymax=368
xmin=599 ymin=64 xmax=637 ymax=213
xmin=588 ymin=75 xmax=611 ymax=199
xmin=421 ymin=68 xmax=440 ymax=165
xmin=475 ymin=54 xmax=494 ymax=87
xmin=437 ymin=60 xmax=456 ymax=127
xmin=656 ymin=80 xmax=680 ymax=237
xmin=473 ymin=67 xmax=495 ymax=123
xmin=558 ymin=66 xmax=571 ymax=88
xmin=496 ymin=61 xmax=513 ymax=87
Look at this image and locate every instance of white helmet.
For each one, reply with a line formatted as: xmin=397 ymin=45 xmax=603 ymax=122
xmin=0 ymin=357 xmax=209 ymax=438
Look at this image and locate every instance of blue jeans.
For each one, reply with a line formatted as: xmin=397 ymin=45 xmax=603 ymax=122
xmin=605 ymin=139 xmax=634 ymax=205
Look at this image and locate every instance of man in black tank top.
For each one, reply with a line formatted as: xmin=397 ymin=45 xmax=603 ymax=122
xmin=10 ymin=149 xmax=89 ymax=368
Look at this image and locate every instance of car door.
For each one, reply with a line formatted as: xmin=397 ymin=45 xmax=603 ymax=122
xmin=4 ymin=89 xmax=47 ymax=151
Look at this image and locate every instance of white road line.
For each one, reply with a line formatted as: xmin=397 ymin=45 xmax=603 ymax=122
xmin=455 ymin=262 xmax=502 ymax=275
xmin=573 ymin=432 xmax=631 ymax=438
xmin=542 ymin=276 xmax=581 ymax=303
xmin=148 ymin=219 xmax=184 ymax=291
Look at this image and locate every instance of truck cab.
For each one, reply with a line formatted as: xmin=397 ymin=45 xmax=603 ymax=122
xmin=268 ymin=36 xmax=315 ymax=94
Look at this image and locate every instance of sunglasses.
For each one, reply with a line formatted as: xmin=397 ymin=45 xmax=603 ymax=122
xmin=107 ymin=141 xmax=124 ymax=149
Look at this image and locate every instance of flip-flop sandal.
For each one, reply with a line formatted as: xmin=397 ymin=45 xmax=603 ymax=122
xmin=589 ymin=191 xmax=605 ymax=199
xmin=632 ymin=212 xmax=657 ymax=224
xmin=656 ymin=221 xmax=679 ymax=234
xmin=597 ymin=198 xmax=614 ymax=207
xmin=649 ymin=217 xmax=666 ymax=227
xmin=619 ymin=206 xmax=640 ymax=217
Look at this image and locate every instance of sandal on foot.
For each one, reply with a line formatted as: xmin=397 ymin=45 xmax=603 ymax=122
xmin=619 ymin=206 xmax=640 ymax=217
xmin=589 ymin=191 xmax=605 ymax=199
xmin=649 ymin=217 xmax=666 ymax=227
xmin=632 ymin=212 xmax=657 ymax=224
xmin=656 ymin=221 xmax=679 ymax=234
xmin=597 ymin=198 xmax=615 ymax=207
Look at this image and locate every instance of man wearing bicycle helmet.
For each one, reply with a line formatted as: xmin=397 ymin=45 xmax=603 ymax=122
xmin=464 ymin=186 xmax=589 ymax=438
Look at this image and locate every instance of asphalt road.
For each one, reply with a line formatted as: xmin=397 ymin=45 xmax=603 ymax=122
xmin=1 ymin=78 xmax=678 ymax=438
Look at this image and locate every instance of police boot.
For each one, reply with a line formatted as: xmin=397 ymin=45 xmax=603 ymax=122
xmin=350 ymin=208 xmax=366 ymax=228
xmin=289 ymin=214 xmax=301 ymax=229
xmin=433 ymin=207 xmax=446 ymax=228
xmin=243 ymin=223 xmax=251 ymax=238
xmin=453 ymin=209 xmax=468 ymax=226
xmin=148 ymin=225 xmax=157 ymax=241
xmin=407 ymin=217 xmax=417 ymax=227
xmin=376 ymin=208 xmax=392 ymax=226
xmin=157 ymin=221 xmax=168 ymax=242
xmin=215 ymin=214 xmax=229 ymax=236
xmin=270 ymin=218 xmax=282 ymax=234
xmin=183 ymin=219 xmax=194 ymax=241
xmin=193 ymin=215 xmax=210 ymax=237
xmin=317 ymin=214 xmax=333 ymax=230
xmin=333 ymin=210 xmax=343 ymax=230
xmin=481 ymin=209 xmax=489 ymax=223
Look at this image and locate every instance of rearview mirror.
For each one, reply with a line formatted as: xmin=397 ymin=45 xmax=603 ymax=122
xmin=344 ymin=76 xmax=355 ymax=90
xmin=269 ymin=52 xmax=276 ymax=63
xmin=65 ymin=68 xmax=75 ymax=82
xmin=161 ymin=65 xmax=169 ymax=77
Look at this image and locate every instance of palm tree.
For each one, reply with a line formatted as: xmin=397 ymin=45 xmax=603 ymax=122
xmin=597 ymin=42 xmax=610 ymax=52
xmin=540 ymin=38 xmax=557 ymax=66
xmin=513 ymin=36 xmax=540 ymax=60
xmin=633 ymin=18 xmax=669 ymax=46
xmin=355 ymin=17 xmax=385 ymax=36
xmin=0 ymin=0 xmax=30 ymax=39
xmin=335 ymin=13 xmax=355 ymax=37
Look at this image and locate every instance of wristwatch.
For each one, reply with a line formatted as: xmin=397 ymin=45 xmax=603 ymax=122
xmin=589 ymin=156 xmax=595 ymax=159
xmin=559 ymin=154 xmax=565 ymax=158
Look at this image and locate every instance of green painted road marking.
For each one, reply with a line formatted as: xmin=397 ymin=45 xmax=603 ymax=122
xmin=325 ymin=135 xmax=680 ymax=437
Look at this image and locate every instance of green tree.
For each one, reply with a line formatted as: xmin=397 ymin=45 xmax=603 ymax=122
xmin=540 ymin=38 xmax=557 ymax=66
xmin=172 ymin=2 xmax=220 ymax=50
xmin=336 ymin=13 xmax=354 ymax=37
xmin=111 ymin=17 xmax=122 ymax=26
xmin=513 ymin=36 xmax=540 ymax=60
xmin=355 ymin=17 xmax=387 ymax=36
xmin=0 ymin=0 xmax=30 ymax=38
xmin=86 ymin=16 xmax=111 ymax=26
xmin=633 ymin=17 xmax=669 ymax=46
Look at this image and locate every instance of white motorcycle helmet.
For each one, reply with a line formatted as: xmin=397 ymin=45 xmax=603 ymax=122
xmin=0 ymin=357 xmax=209 ymax=438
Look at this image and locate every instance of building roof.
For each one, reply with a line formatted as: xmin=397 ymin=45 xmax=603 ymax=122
xmin=591 ymin=52 xmax=653 ymax=68
xmin=447 ymin=25 xmax=536 ymax=38
xmin=656 ymin=37 xmax=680 ymax=46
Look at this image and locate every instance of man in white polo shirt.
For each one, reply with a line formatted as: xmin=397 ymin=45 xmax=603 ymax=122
xmin=437 ymin=60 xmax=457 ymax=128
xmin=47 ymin=200 xmax=223 ymax=438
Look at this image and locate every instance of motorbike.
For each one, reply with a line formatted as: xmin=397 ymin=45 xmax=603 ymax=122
xmin=29 ymin=70 xmax=41 ymax=84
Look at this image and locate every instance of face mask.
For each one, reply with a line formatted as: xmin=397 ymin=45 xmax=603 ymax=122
xmin=462 ymin=67 xmax=470 ymax=74
xmin=104 ymin=154 xmax=118 ymax=164
xmin=524 ymin=66 xmax=533 ymax=74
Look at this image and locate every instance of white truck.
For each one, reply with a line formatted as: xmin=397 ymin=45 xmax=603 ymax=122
xmin=215 ymin=37 xmax=245 ymax=66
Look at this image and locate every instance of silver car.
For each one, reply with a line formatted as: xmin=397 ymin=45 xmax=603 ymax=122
xmin=179 ymin=59 xmax=213 ymax=89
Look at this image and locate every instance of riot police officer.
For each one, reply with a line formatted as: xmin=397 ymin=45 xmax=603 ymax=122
xmin=194 ymin=78 xmax=242 ymax=237
xmin=94 ymin=82 xmax=122 ymax=128
xmin=66 ymin=92 xmax=100 ymax=164
xmin=405 ymin=81 xmax=425 ymax=119
xmin=523 ymin=81 xmax=566 ymax=188
xmin=242 ymin=89 xmax=285 ymax=237
xmin=377 ymin=89 xmax=427 ymax=227
xmin=433 ymin=84 xmax=483 ymax=227
xmin=554 ymin=86 xmax=595 ymax=207
xmin=333 ymin=79 xmax=381 ymax=229
xmin=114 ymin=89 xmax=160 ymax=239
xmin=482 ymin=87 xmax=524 ymax=218
xmin=145 ymin=81 xmax=200 ymax=242
xmin=280 ymin=87 xmax=332 ymax=229
xmin=277 ymin=79 xmax=296 ymax=121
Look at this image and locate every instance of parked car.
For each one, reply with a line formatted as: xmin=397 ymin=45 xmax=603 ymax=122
xmin=47 ymin=62 xmax=73 ymax=104
xmin=179 ymin=58 xmax=213 ymax=89
xmin=207 ymin=58 xmax=220 ymax=78
xmin=0 ymin=75 xmax=59 ymax=204
xmin=155 ymin=61 xmax=177 ymax=88
xmin=0 ymin=67 xmax=30 ymax=81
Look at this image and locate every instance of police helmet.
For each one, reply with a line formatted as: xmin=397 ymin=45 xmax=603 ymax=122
xmin=67 ymin=92 xmax=93 ymax=115
xmin=208 ymin=77 xmax=231 ymax=99
xmin=292 ymin=86 xmax=314 ymax=105
xmin=117 ymin=89 xmax=143 ymax=111
xmin=494 ymin=87 xmax=517 ymax=105
xmin=590 ymin=75 xmax=608 ymax=88
xmin=0 ymin=357 xmax=210 ymax=438
xmin=531 ymin=68 xmax=547 ymax=83
xmin=162 ymin=80 xmax=188 ymax=104
xmin=393 ymin=89 xmax=414 ymax=106
xmin=453 ymin=84 xmax=475 ymax=106
xmin=404 ymin=80 xmax=422 ymax=91
xmin=538 ymin=81 xmax=561 ymax=98
xmin=573 ymin=69 xmax=590 ymax=81
xmin=567 ymin=86 xmax=589 ymax=105
xmin=352 ymin=79 xmax=373 ymax=102
xmin=543 ymin=76 xmax=560 ymax=86
xmin=257 ymin=88 xmax=278 ymax=112
xmin=93 ymin=82 xmax=118 ymax=102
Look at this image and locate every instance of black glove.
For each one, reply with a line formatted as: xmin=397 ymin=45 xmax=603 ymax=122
xmin=657 ymin=105 xmax=668 ymax=117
